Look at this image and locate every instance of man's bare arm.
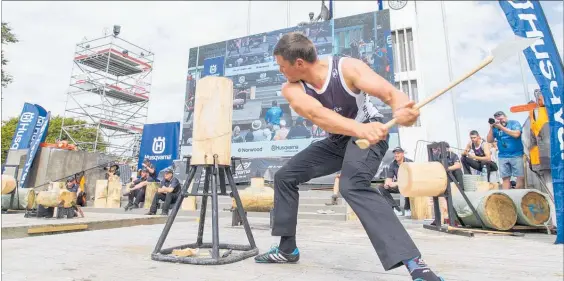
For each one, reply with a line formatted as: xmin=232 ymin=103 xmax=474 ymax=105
xmin=384 ymin=178 xmax=397 ymax=188
xmin=448 ymin=162 xmax=462 ymax=171
xmin=487 ymin=126 xmax=495 ymax=143
xmin=281 ymin=83 xmax=361 ymax=137
xmin=343 ymin=58 xmax=409 ymax=111
xmin=473 ymin=142 xmax=492 ymax=162
xmin=497 ymin=125 xmax=521 ymax=138
xmin=461 ymin=142 xmax=471 ymax=156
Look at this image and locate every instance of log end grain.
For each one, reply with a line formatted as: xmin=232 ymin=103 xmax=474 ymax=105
xmin=520 ymin=191 xmax=550 ymax=226
xmin=484 ymin=193 xmax=517 ymax=231
xmin=1 ymin=174 xmax=17 ymax=195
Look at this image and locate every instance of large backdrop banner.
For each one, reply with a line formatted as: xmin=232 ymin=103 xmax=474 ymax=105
xmin=138 ymin=122 xmax=180 ymax=176
xmin=181 ymin=9 xmax=396 ymax=157
xmin=499 ymin=0 xmax=564 ymax=244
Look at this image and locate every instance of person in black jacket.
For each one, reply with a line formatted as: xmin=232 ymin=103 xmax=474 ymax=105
xmin=378 ymin=147 xmax=412 ymax=216
xmin=146 ymin=168 xmax=181 ymax=216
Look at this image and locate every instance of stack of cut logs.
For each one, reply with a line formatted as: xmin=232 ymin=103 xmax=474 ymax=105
xmin=399 ymin=163 xmax=552 ymax=231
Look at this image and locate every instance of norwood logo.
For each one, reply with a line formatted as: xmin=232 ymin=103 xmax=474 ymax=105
xmin=238 ymin=147 xmax=263 ymax=153
xmin=271 ymin=145 xmax=299 ymax=152
xmin=152 ymin=137 xmax=166 ymax=154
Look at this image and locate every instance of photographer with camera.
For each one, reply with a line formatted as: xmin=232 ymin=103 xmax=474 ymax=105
xmin=487 ymin=111 xmax=525 ymax=189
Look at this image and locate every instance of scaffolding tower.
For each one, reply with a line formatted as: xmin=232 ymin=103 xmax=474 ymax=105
xmin=61 ymin=29 xmax=154 ymax=162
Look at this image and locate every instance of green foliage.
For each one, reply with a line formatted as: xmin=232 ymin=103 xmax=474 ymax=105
xmin=2 ymin=22 xmax=19 ymax=88
xmin=1 ymin=115 xmax=106 ymax=163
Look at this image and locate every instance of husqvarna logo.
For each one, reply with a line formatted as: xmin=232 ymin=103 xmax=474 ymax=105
xmin=209 ymin=64 xmax=217 ymax=74
xmin=21 ymin=112 xmax=34 ymax=122
xmin=152 ymin=137 xmax=166 ymax=154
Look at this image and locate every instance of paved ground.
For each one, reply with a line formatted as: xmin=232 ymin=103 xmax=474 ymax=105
xmin=1 ymin=212 xmax=155 ymax=228
xmin=2 ymin=217 xmax=562 ymax=281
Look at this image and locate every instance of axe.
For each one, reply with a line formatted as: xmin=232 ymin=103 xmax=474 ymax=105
xmin=356 ymin=36 xmax=540 ymax=150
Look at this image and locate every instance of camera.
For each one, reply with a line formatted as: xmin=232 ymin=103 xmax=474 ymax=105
xmin=488 ymin=118 xmax=496 ymax=125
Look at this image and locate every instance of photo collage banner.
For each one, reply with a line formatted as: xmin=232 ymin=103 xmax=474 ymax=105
xmin=181 ymin=10 xmax=395 ymax=159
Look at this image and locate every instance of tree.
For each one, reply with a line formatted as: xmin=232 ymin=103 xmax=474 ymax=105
xmin=2 ymin=22 xmax=19 ymax=88
xmin=1 ymin=115 xmax=107 ymax=164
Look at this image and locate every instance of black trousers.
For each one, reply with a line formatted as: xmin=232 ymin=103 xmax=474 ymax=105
xmin=149 ymin=192 xmax=179 ymax=214
xmin=272 ymin=135 xmax=420 ymax=271
xmin=378 ymin=186 xmax=410 ymax=210
xmin=128 ymin=188 xmax=146 ymax=205
xmin=460 ymin=156 xmax=498 ymax=182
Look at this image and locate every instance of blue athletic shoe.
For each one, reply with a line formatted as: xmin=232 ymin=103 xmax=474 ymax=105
xmin=254 ymin=245 xmax=300 ymax=263
xmin=407 ymin=257 xmax=444 ymax=281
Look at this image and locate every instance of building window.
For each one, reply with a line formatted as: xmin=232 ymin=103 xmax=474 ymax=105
xmin=406 ymin=29 xmax=416 ymax=71
xmin=391 ymin=28 xmax=416 ymax=73
xmin=394 ymin=79 xmax=420 ymax=127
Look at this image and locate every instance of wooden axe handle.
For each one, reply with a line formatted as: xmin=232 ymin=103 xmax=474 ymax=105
xmin=356 ymin=56 xmax=494 ymax=150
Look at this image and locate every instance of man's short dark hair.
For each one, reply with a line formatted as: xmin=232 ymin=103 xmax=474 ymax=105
xmin=469 ymin=130 xmax=479 ymax=136
xmin=493 ymin=111 xmax=506 ymax=117
xmin=273 ymin=32 xmax=317 ymax=64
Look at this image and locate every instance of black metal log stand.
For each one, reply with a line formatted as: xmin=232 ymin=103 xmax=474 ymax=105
xmin=422 ymin=142 xmax=486 ymax=237
xmin=151 ymin=155 xmax=258 ymax=265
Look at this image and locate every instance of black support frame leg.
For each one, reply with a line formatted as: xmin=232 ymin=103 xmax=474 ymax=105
xmin=151 ymin=155 xmax=259 ymax=265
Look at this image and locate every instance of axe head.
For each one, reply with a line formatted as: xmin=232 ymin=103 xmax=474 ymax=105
xmin=490 ymin=36 xmax=540 ymax=64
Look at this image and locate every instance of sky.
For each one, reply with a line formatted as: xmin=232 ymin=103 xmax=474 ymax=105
xmin=1 ymin=1 xmax=563 ymax=147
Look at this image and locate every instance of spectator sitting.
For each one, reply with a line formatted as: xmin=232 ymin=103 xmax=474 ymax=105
xmin=265 ymin=100 xmax=283 ymax=130
xmin=378 ymin=147 xmax=412 ymax=216
xmin=461 ymin=130 xmax=498 ymax=181
xmin=273 ymin=120 xmax=290 ymax=141
xmin=66 ymin=176 xmax=79 ymax=193
xmin=142 ymin=159 xmax=157 ymax=180
xmin=146 ymin=168 xmax=181 ymax=216
xmin=430 ymin=142 xmax=464 ymax=189
xmin=249 ymin=120 xmax=271 ymax=142
xmin=287 ymin=117 xmax=311 ymax=139
xmin=232 ymin=126 xmax=245 ymax=143
xmin=311 ymin=124 xmax=326 ymax=138
xmin=123 ymin=168 xmax=155 ymax=211
xmin=487 ymin=111 xmax=525 ymax=189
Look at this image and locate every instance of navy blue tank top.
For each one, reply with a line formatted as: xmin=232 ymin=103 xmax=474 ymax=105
xmin=300 ymin=56 xmax=382 ymax=123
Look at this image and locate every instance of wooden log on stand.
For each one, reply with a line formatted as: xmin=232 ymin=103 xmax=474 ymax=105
xmin=452 ymin=190 xmax=517 ymax=231
xmin=1 ymin=174 xmax=17 ymax=195
xmin=499 ymin=189 xmax=551 ymax=227
xmin=1 ymin=188 xmax=36 ymax=210
xmin=190 ymin=76 xmax=234 ymax=166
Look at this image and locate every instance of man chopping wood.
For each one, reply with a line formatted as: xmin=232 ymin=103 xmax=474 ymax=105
xmin=254 ymin=32 xmax=444 ymax=281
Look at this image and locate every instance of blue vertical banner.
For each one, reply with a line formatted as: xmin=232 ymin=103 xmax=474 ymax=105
xmin=137 ymin=122 xmax=180 ymax=177
xmin=499 ymin=0 xmax=564 ymax=244
xmin=201 ymin=56 xmax=225 ymax=78
xmin=377 ymin=0 xmax=383 ymax=11
xmin=19 ymin=111 xmax=50 ymax=189
xmin=9 ymin=103 xmax=40 ymax=151
xmin=29 ymin=105 xmax=48 ymax=145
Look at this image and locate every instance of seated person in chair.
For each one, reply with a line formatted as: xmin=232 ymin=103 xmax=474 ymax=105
xmin=123 ymin=168 xmax=155 ymax=211
xmin=378 ymin=147 xmax=412 ymax=216
xmin=146 ymin=168 xmax=181 ymax=216
xmin=461 ymin=130 xmax=498 ymax=181
xmin=431 ymin=142 xmax=464 ymax=190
